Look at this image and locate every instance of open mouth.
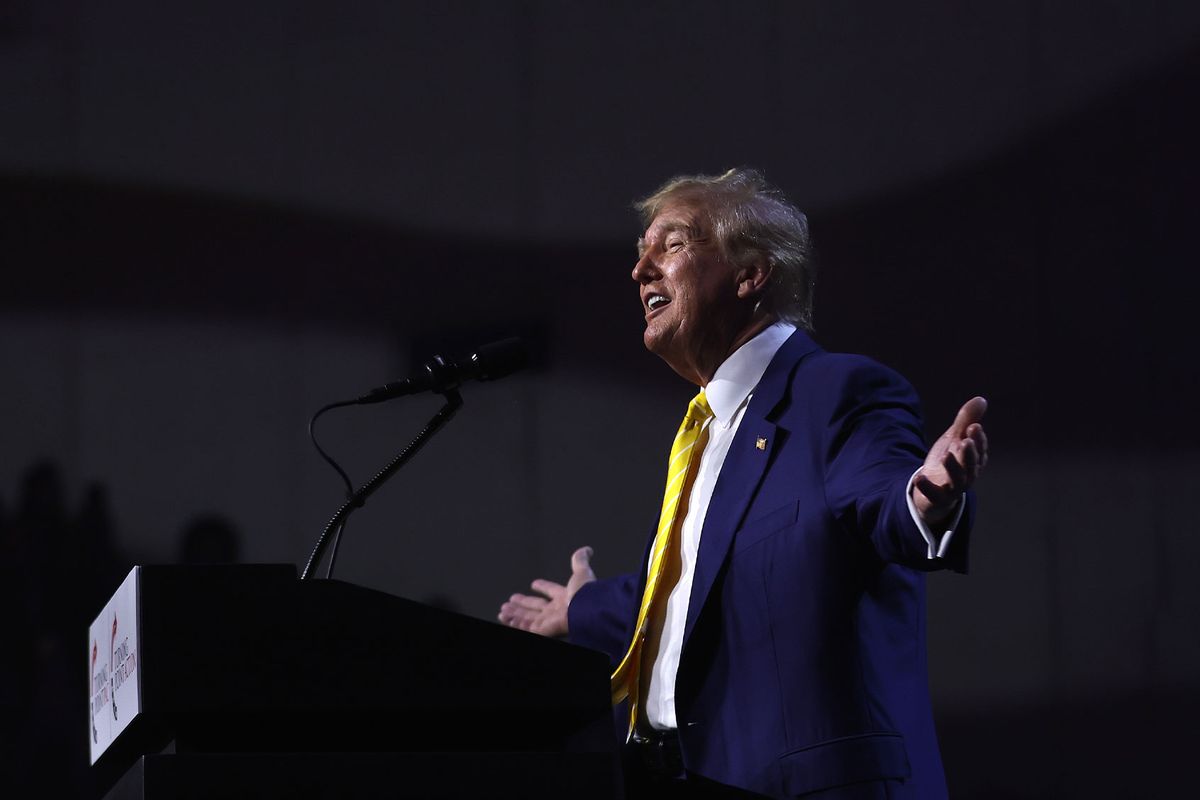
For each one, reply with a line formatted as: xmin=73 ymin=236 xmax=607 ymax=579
xmin=646 ymin=293 xmax=671 ymax=315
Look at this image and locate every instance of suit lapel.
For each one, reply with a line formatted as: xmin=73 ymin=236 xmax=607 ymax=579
xmin=681 ymin=329 xmax=821 ymax=647
xmin=683 ymin=414 xmax=777 ymax=644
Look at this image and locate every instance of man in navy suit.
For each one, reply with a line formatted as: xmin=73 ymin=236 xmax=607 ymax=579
xmin=499 ymin=169 xmax=987 ymax=799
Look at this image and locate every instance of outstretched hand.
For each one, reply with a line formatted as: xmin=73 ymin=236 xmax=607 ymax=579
xmin=498 ymin=546 xmax=597 ymax=638
xmin=913 ymin=396 xmax=989 ymax=526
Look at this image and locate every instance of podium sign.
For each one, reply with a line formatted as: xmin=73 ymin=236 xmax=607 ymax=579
xmin=89 ymin=567 xmax=141 ymax=764
xmin=85 ymin=565 xmax=618 ymax=799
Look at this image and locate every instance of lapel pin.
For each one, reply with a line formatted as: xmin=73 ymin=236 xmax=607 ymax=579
xmin=756 ymin=437 xmax=768 ymax=451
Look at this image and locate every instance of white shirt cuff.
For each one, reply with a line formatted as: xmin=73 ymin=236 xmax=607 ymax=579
xmin=906 ymin=469 xmax=964 ymax=559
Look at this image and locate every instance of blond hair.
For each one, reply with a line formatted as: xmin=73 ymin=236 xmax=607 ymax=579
xmin=635 ymin=168 xmax=815 ymax=330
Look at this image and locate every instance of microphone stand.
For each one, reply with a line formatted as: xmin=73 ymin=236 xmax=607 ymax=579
xmin=301 ymin=387 xmax=464 ymax=580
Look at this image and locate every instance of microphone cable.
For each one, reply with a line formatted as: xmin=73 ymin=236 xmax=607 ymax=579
xmin=308 ymin=400 xmax=357 ymax=579
xmin=301 ymin=337 xmax=524 ymax=580
xmin=301 ymin=389 xmax=463 ymax=581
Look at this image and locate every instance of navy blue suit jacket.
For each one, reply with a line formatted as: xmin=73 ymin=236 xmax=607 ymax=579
xmin=568 ymin=330 xmax=972 ymax=799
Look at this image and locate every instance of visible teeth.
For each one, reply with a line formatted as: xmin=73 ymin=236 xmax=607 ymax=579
xmin=648 ymin=295 xmax=668 ymax=310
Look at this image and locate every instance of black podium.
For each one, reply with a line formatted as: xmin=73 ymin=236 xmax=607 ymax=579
xmin=89 ymin=565 xmax=619 ymax=799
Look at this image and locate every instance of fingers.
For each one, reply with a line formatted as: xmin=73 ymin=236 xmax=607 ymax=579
xmin=570 ymin=546 xmax=597 ymax=592
xmin=498 ymin=590 xmax=569 ymax=638
xmin=914 ymin=472 xmax=956 ymax=507
xmin=571 ymin=546 xmax=594 ymax=575
xmin=530 ymin=579 xmax=565 ymax=600
xmin=944 ymin=440 xmax=970 ymax=486
xmin=498 ymin=593 xmax=551 ymax=632
xmin=916 ymin=398 xmax=989 ymax=523
xmin=943 ymin=437 xmax=984 ymax=490
xmin=939 ymin=437 xmax=978 ymax=477
xmin=497 ymin=547 xmax=598 ymax=639
xmin=950 ymin=396 xmax=988 ymax=437
xmin=915 ymin=437 xmax=983 ymax=511
xmin=508 ymin=592 xmax=549 ymax=611
xmin=967 ymin=422 xmax=989 ymax=468
xmin=498 ymin=599 xmax=538 ymax=631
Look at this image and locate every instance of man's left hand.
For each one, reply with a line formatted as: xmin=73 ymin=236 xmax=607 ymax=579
xmin=913 ymin=396 xmax=989 ymax=525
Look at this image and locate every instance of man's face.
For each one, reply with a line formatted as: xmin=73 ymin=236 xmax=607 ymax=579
xmin=633 ymin=202 xmax=746 ymax=384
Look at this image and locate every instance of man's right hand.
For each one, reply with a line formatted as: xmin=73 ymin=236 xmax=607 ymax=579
xmin=497 ymin=546 xmax=596 ymax=638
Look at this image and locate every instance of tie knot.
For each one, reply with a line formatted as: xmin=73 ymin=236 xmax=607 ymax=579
xmin=687 ymin=391 xmax=713 ymax=423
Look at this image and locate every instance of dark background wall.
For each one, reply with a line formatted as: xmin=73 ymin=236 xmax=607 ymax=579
xmin=2 ymin=1 xmax=1198 ymax=797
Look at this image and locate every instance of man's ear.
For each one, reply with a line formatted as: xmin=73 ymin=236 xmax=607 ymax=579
xmin=736 ymin=257 xmax=773 ymax=300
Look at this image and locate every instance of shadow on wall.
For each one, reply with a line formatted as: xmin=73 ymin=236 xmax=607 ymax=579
xmin=0 ymin=460 xmax=245 ymax=796
xmin=178 ymin=513 xmax=242 ymax=565
xmin=4 ymin=46 xmax=1200 ymax=455
xmin=0 ymin=43 xmax=1197 ymax=800
xmin=0 ymin=461 xmax=125 ymax=796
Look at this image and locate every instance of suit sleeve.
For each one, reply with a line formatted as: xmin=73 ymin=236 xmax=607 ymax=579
xmin=567 ymin=572 xmax=641 ymax=668
xmin=821 ymin=358 xmax=972 ymax=573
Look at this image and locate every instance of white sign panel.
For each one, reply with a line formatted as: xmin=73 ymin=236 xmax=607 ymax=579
xmin=88 ymin=566 xmax=141 ymax=764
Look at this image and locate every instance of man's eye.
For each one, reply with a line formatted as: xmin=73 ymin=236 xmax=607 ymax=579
xmin=667 ymin=240 xmax=684 ymax=251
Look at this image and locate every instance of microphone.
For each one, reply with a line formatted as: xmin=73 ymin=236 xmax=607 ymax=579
xmin=355 ymin=337 xmax=528 ymax=404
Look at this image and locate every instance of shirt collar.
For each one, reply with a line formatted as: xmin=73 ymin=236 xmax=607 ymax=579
xmin=705 ymin=321 xmax=796 ymax=425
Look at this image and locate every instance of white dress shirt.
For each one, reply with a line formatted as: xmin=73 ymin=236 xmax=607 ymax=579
xmin=644 ymin=322 xmax=961 ymax=730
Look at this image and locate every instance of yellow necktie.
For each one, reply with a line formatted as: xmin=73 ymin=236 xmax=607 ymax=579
xmin=610 ymin=390 xmax=713 ymax=732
